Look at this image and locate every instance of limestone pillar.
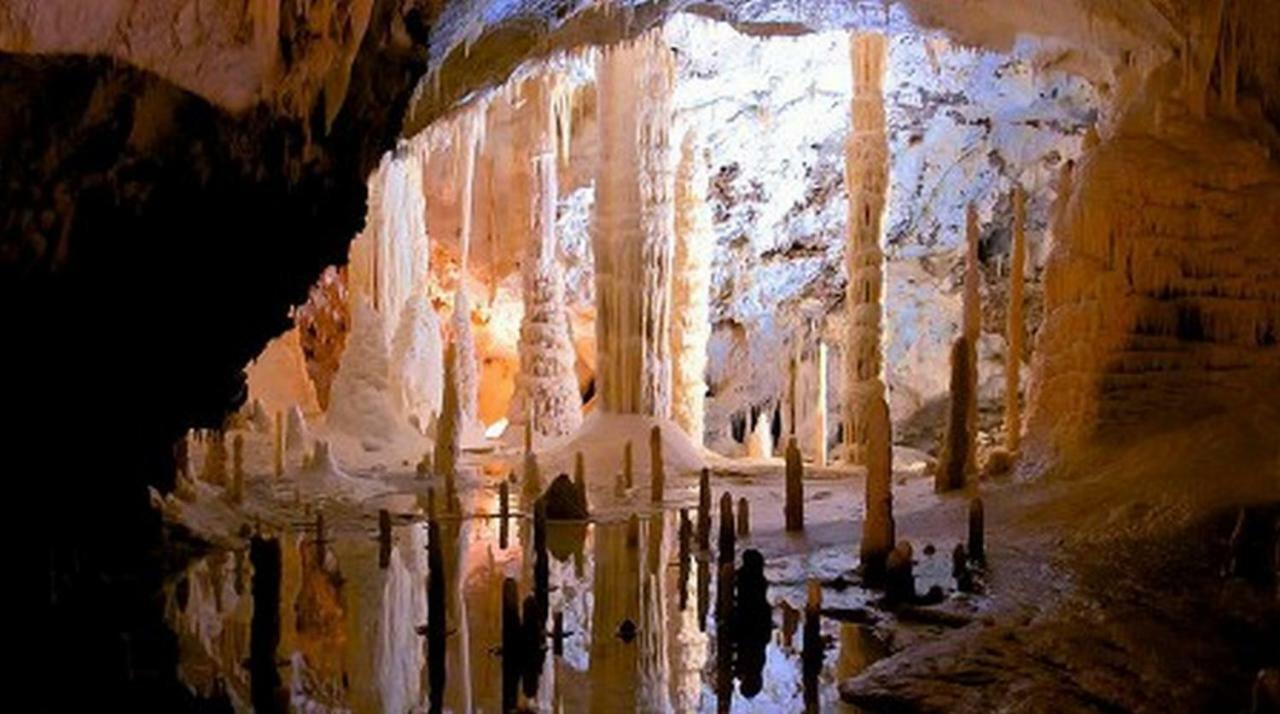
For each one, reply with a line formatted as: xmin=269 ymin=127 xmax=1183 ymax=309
xmin=1006 ymin=186 xmax=1026 ymax=453
xmin=843 ymin=32 xmax=889 ymax=466
xmin=814 ymin=341 xmax=829 ymax=467
xmin=593 ymin=30 xmax=676 ymax=417
xmin=670 ymin=127 xmax=712 ymax=443
xmin=508 ymin=72 xmax=583 ymax=441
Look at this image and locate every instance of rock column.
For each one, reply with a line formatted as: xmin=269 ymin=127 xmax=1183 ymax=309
xmin=593 ymin=29 xmax=676 ymax=417
xmin=670 ymin=127 xmax=712 ymax=443
xmin=843 ymin=32 xmax=889 ymax=466
xmin=1006 ymin=186 xmax=1026 ymax=453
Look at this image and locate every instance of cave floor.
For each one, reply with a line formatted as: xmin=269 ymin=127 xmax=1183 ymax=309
xmin=159 ymin=419 xmax=1279 ymax=712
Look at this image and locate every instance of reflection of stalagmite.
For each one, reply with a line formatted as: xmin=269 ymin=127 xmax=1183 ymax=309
xmin=589 ymin=522 xmax=641 ymax=710
xmin=843 ymin=32 xmax=889 ymax=466
xmin=248 ymin=537 xmax=282 ymax=713
xmin=671 ymin=128 xmax=712 ymax=443
xmin=509 ymin=73 xmax=583 ymax=443
xmin=1006 ymin=187 xmax=1026 ymax=453
xmin=860 ymin=396 xmax=894 ymax=578
xmin=593 ymin=30 xmax=676 ymax=417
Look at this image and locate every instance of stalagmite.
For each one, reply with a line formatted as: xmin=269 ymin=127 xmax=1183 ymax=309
xmin=593 ymin=30 xmax=676 ymax=417
xmin=885 ymin=541 xmax=915 ymax=604
xmin=843 ymin=32 xmax=889 ymax=467
xmin=962 ymin=203 xmax=981 ymax=476
xmin=785 ymin=437 xmax=804 ymax=532
xmin=390 ymin=294 xmax=444 ymax=433
xmin=788 ymin=355 xmax=798 ymax=438
xmin=746 ymin=411 xmax=773 ymax=459
xmin=327 ymin=295 xmax=399 ymax=445
xmin=968 ymin=497 xmax=985 ymax=564
xmin=435 ymin=341 xmax=462 ymax=507
xmin=937 ymin=337 xmax=973 ymax=493
xmin=649 ymin=424 xmax=665 ymax=503
xmin=522 ymin=418 xmax=541 ymax=503
xmin=860 ymin=396 xmax=895 ymax=578
xmin=286 ymin=405 xmax=308 ymax=459
xmin=698 ymin=468 xmax=712 ymax=551
xmin=671 ymin=127 xmax=712 ymax=443
xmin=508 ymin=72 xmax=582 ymax=442
xmin=802 ymin=580 xmax=823 ymax=708
xmin=737 ymin=496 xmax=750 ymax=537
xmin=1006 ymin=186 xmax=1026 ymax=453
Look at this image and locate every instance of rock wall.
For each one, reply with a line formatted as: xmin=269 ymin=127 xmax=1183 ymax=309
xmin=1027 ymin=112 xmax=1280 ymax=457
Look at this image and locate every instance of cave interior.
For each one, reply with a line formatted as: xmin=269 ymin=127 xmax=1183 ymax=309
xmin=3 ymin=0 xmax=1279 ymax=711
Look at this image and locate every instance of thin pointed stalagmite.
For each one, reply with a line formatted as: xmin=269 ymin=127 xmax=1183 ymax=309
xmin=552 ymin=610 xmax=566 ymax=656
xmin=969 ymin=497 xmax=985 ymax=564
xmin=378 ymin=508 xmax=391 ymax=569
xmin=698 ymin=468 xmax=712 ymax=551
xmin=1006 ymin=185 xmax=1026 ymax=453
xmin=843 ymin=31 xmax=889 ymax=467
xmin=860 ymin=396 xmax=895 ymax=579
xmin=737 ymin=496 xmax=750 ymax=537
xmin=679 ymin=508 xmax=692 ymax=610
xmin=574 ymin=451 xmax=585 ymax=487
xmin=719 ymin=492 xmax=736 ymax=566
xmin=788 ymin=354 xmax=798 ymax=437
xmin=650 ymin=425 xmax=665 ymax=503
xmin=937 ymin=337 xmax=973 ymax=493
xmin=785 ymin=437 xmax=804 ymax=532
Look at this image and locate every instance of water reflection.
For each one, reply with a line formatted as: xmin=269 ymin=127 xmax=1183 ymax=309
xmin=166 ymin=493 xmax=873 ymax=712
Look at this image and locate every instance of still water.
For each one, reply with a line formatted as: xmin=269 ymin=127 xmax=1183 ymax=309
xmin=164 ymin=486 xmax=890 ymax=712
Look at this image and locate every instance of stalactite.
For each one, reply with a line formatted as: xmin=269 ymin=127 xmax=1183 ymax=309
xmin=860 ymin=395 xmax=894 ymax=577
xmin=509 ymin=71 xmax=583 ymax=443
xmin=1006 ymin=186 xmax=1026 ymax=454
xmin=593 ymin=29 xmax=676 ymax=417
xmin=670 ymin=127 xmax=712 ymax=443
xmin=843 ymin=32 xmax=889 ymax=467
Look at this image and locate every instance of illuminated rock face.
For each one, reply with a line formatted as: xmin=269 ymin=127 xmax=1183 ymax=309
xmin=245 ymin=326 xmax=322 ymax=419
xmin=390 ymin=294 xmax=444 ymax=433
xmin=508 ymin=74 xmax=583 ymax=442
xmin=593 ymin=30 xmax=676 ymax=418
xmin=1027 ymin=123 xmax=1280 ymax=457
xmin=843 ymin=32 xmax=889 ymax=466
xmin=670 ymin=129 xmax=713 ymax=444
